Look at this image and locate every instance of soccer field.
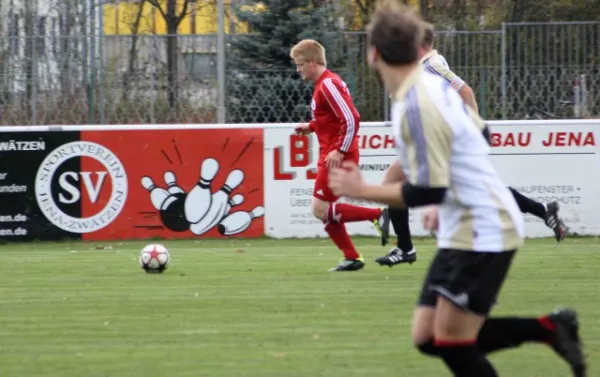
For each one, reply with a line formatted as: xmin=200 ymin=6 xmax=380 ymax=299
xmin=0 ymin=237 xmax=597 ymax=376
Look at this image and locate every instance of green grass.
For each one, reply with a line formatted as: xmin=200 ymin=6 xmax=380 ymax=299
xmin=0 ymin=237 xmax=597 ymax=377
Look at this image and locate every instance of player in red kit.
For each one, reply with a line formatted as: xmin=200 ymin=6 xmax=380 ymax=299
xmin=290 ymin=39 xmax=388 ymax=272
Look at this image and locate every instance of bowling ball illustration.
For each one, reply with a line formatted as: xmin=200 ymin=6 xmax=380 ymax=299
xmin=159 ymin=192 xmax=189 ymax=232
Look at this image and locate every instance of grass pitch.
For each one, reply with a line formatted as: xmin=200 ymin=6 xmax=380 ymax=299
xmin=0 ymin=237 xmax=598 ymax=377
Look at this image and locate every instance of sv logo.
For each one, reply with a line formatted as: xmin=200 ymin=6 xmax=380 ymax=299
xmin=58 ymin=171 xmax=108 ymax=204
xmin=35 ymin=141 xmax=128 ymax=234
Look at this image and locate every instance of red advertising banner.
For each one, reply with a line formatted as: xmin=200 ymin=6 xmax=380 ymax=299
xmin=79 ymin=128 xmax=264 ymax=241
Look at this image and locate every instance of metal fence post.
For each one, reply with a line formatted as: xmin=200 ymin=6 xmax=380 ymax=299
xmin=216 ymin=0 xmax=226 ymax=124
xmin=89 ymin=0 xmax=96 ymax=124
xmin=580 ymin=74 xmax=588 ymax=118
xmin=500 ymin=22 xmax=507 ymax=120
xmin=97 ymin=0 xmax=106 ymax=125
xmin=32 ymin=19 xmax=38 ymax=125
xmin=480 ymin=67 xmax=487 ymax=119
xmin=384 ymin=93 xmax=390 ymax=121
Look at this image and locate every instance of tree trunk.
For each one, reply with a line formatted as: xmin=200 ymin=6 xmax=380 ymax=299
xmin=59 ymin=6 xmax=74 ymax=93
xmin=24 ymin=0 xmax=34 ymax=118
xmin=123 ymin=0 xmax=146 ymax=102
xmin=165 ymin=0 xmax=178 ymax=111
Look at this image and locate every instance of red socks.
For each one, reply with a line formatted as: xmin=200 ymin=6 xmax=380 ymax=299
xmin=538 ymin=315 xmax=557 ymax=332
xmin=538 ymin=315 xmax=557 ymax=345
xmin=322 ymin=203 xmax=381 ymax=260
xmin=325 ymin=203 xmax=381 ymax=223
xmin=324 ymin=222 xmax=360 ymax=260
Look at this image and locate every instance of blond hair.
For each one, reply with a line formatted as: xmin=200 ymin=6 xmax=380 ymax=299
xmin=290 ymin=39 xmax=327 ymax=66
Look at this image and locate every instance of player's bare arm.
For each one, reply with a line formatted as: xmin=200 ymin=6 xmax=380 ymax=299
xmin=458 ymin=84 xmax=479 ymax=113
xmin=431 ymin=58 xmax=479 ymax=113
xmin=329 ymin=161 xmax=404 ymax=206
xmin=383 ymin=159 xmax=406 ymax=184
xmin=329 ymin=161 xmax=447 ymax=210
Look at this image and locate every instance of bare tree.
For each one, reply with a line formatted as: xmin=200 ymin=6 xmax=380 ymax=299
xmin=122 ymin=0 xmax=148 ymax=102
xmin=146 ymin=0 xmax=192 ymax=110
xmin=0 ymin=1 xmax=4 ymax=105
xmin=23 ymin=0 xmax=35 ymax=116
xmin=54 ymin=0 xmax=86 ymax=93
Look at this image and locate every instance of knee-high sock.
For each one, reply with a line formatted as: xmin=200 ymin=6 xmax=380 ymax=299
xmin=325 ymin=203 xmax=381 ymax=223
xmin=435 ymin=339 xmax=498 ymax=377
xmin=389 ymin=206 xmax=413 ymax=252
xmin=477 ymin=315 xmax=555 ymax=353
xmin=415 ymin=314 xmax=555 ymax=357
xmin=509 ymin=187 xmax=546 ymax=220
xmin=324 ymin=222 xmax=360 ymax=260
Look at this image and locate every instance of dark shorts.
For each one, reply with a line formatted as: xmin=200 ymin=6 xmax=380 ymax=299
xmin=418 ymin=249 xmax=516 ymax=315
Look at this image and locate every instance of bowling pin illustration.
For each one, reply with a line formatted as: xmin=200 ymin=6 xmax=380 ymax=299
xmin=225 ymin=194 xmax=244 ymax=215
xmin=189 ymin=169 xmax=245 ymax=235
xmin=218 ymin=206 xmax=265 ymax=236
xmin=164 ymin=171 xmax=185 ymax=195
xmin=185 ymin=158 xmax=219 ymax=224
xmin=141 ymin=176 xmax=170 ymax=210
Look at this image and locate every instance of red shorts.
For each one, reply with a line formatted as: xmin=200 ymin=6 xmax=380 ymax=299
xmin=313 ymin=152 xmax=359 ymax=203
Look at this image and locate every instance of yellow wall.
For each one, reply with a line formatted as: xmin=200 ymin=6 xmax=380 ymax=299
xmin=103 ymin=0 xmax=253 ymax=35
xmin=103 ymin=0 xmax=419 ymax=35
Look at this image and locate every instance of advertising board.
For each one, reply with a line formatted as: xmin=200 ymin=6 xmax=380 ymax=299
xmin=264 ymin=121 xmax=600 ymax=238
xmin=1 ymin=126 xmax=265 ymax=241
xmin=1 ymin=120 xmax=597 ymax=241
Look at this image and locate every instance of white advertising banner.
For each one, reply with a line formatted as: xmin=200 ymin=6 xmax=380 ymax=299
xmin=488 ymin=121 xmax=598 ymax=237
xmin=264 ymin=120 xmax=600 ymax=239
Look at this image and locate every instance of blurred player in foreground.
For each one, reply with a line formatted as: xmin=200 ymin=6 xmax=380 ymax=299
xmin=328 ymin=2 xmax=585 ymax=376
xmin=290 ymin=39 xmax=386 ymax=272
xmin=375 ymin=23 xmax=567 ymax=269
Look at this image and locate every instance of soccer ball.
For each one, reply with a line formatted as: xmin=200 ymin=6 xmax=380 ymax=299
xmin=139 ymin=244 xmax=170 ymax=273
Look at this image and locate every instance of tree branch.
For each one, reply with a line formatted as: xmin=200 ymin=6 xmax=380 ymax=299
xmin=175 ymin=0 xmax=192 ymax=26
xmin=146 ymin=0 xmax=167 ymax=23
xmin=134 ymin=1 xmax=146 ymax=33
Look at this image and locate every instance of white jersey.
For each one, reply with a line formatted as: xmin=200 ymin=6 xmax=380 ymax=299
xmin=420 ymin=50 xmax=466 ymax=92
xmin=391 ymin=67 xmax=524 ymax=253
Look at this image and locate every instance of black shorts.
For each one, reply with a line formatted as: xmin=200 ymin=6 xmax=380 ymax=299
xmin=418 ymin=249 xmax=516 ymax=315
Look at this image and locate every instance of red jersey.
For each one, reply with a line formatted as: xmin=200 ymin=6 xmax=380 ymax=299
xmin=308 ymin=69 xmax=360 ymax=160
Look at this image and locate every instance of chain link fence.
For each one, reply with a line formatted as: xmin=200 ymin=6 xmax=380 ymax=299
xmin=0 ymin=22 xmax=598 ymax=125
xmin=502 ymin=22 xmax=599 ymax=120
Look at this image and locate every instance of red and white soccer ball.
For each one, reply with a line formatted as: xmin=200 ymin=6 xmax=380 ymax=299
xmin=139 ymin=244 xmax=170 ymax=273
